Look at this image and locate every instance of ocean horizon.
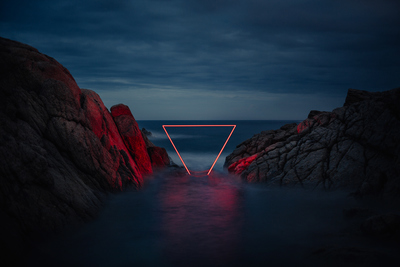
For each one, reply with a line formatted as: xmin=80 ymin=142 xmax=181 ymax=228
xmin=138 ymin=120 xmax=300 ymax=172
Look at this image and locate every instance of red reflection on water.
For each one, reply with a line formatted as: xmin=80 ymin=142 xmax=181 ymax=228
xmin=159 ymin=172 xmax=243 ymax=266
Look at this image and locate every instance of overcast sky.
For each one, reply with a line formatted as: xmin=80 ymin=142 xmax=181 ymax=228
xmin=1 ymin=0 xmax=399 ymax=120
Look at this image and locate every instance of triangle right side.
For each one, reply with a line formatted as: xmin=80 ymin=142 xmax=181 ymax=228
xmin=207 ymin=125 xmax=236 ymax=175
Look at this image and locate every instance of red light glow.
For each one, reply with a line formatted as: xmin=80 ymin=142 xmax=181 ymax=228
xmin=162 ymin=125 xmax=236 ymax=176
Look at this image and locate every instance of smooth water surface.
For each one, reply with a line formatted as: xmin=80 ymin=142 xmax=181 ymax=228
xmin=26 ymin=170 xmax=374 ymax=267
xmin=23 ymin=121 xmax=398 ymax=266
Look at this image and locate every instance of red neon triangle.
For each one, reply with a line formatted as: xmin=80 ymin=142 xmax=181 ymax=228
xmin=162 ymin=125 xmax=236 ymax=176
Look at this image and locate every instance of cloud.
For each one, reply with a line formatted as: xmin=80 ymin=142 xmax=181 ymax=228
xmin=95 ymin=87 xmax=344 ymax=120
xmin=1 ymin=0 xmax=399 ymax=119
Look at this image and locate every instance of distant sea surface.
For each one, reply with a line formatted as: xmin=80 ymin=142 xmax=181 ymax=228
xmin=138 ymin=120 xmax=299 ymax=172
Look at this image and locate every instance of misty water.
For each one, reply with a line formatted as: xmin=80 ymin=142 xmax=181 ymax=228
xmin=24 ymin=121 xmax=399 ymax=266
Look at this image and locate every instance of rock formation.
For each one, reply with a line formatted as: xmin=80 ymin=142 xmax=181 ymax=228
xmin=142 ymin=128 xmax=152 ymax=136
xmin=225 ymin=88 xmax=400 ymax=197
xmin=0 ymin=36 xmax=170 ymax=254
xmin=142 ymin=132 xmax=171 ymax=169
xmin=111 ymin=104 xmax=153 ymax=176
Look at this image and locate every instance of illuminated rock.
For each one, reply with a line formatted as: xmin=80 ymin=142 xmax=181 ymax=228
xmin=0 ymin=37 xmax=170 ymax=252
xmin=141 ymin=130 xmax=171 ymax=168
xmin=111 ymin=104 xmax=153 ymax=176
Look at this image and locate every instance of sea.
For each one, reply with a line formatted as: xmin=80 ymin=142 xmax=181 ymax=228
xmin=23 ymin=120 xmax=398 ymax=267
xmin=139 ymin=120 xmax=299 ymax=173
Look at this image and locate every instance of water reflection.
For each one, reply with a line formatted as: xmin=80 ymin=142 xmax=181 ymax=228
xmin=157 ymin=172 xmax=244 ymax=266
xmin=22 ymin=169 xmax=393 ymax=267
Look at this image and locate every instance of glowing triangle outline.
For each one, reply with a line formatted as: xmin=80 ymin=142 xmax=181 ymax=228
xmin=162 ymin=125 xmax=236 ymax=176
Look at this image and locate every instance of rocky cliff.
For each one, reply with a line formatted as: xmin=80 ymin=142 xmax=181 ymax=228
xmin=225 ymin=88 xmax=400 ymax=197
xmin=0 ymin=37 xmax=169 ymax=254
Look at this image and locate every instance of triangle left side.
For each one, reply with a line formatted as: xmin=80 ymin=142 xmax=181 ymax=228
xmin=162 ymin=125 xmax=191 ymax=175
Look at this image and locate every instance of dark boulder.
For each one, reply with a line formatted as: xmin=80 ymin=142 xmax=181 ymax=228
xmin=0 ymin=37 xmax=170 ymax=258
xmin=225 ymin=88 xmax=400 ymax=198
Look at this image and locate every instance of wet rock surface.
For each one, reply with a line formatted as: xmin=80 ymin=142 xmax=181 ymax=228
xmin=0 ymin=37 xmax=170 ymax=257
xmin=225 ymin=88 xmax=400 ymax=198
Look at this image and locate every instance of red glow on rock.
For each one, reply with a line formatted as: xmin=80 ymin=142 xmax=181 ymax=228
xmin=110 ymin=104 xmax=132 ymax=117
xmin=297 ymin=119 xmax=312 ymax=134
xmin=111 ymin=104 xmax=153 ymax=176
xmin=227 ymin=153 xmax=258 ymax=174
xmin=163 ymin=125 xmax=236 ymax=176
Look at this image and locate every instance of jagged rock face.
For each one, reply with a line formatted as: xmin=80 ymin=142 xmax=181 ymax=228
xmin=111 ymin=104 xmax=153 ymax=176
xmin=225 ymin=88 xmax=400 ymax=197
xmin=81 ymin=90 xmax=144 ymax=188
xmin=148 ymin=147 xmax=171 ymax=168
xmin=141 ymin=130 xmax=171 ymax=168
xmin=0 ymin=37 xmax=169 ymax=241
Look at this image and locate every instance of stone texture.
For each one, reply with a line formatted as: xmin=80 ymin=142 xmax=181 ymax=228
xmin=0 ymin=37 xmax=170 ymax=253
xmin=225 ymin=88 xmax=400 ymax=197
xmin=111 ymin=104 xmax=153 ymax=176
xmin=141 ymin=129 xmax=171 ymax=168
